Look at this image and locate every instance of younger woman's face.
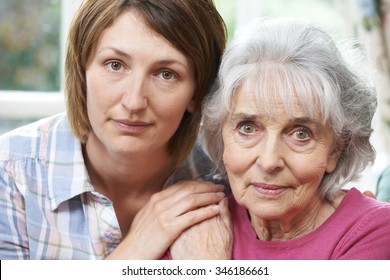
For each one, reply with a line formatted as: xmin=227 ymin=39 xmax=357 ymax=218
xmin=85 ymin=10 xmax=195 ymax=157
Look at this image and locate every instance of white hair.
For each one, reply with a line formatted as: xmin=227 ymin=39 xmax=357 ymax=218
xmin=201 ymin=17 xmax=377 ymax=200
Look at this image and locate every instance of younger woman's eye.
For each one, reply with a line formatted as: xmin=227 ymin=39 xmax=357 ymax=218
xmin=108 ymin=61 xmax=123 ymax=71
xmin=159 ymin=70 xmax=176 ymax=80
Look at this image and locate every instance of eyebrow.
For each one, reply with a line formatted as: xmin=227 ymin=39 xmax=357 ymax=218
xmin=97 ymin=46 xmax=189 ymax=69
xmin=98 ymin=47 xmax=131 ymax=59
xmin=229 ymin=113 xmax=259 ymax=122
xmin=288 ymin=117 xmax=319 ymax=126
xmin=229 ymin=113 xmax=322 ymax=127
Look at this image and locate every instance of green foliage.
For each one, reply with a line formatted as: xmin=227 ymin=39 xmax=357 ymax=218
xmin=214 ymin=0 xmax=343 ymax=43
xmin=259 ymin=0 xmax=342 ymax=34
xmin=0 ymin=0 xmax=61 ymax=91
xmin=215 ymin=0 xmax=236 ymax=43
xmin=362 ymin=16 xmax=381 ymax=32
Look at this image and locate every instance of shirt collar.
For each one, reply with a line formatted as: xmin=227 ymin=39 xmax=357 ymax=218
xmin=46 ymin=115 xmax=212 ymax=210
xmin=46 ymin=114 xmax=93 ymax=211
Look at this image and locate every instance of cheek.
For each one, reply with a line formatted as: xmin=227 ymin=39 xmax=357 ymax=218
xmin=288 ymin=153 xmax=327 ymax=185
xmin=156 ymin=97 xmax=190 ymax=129
xmin=222 ymin=137 xmax=255 ymax=176
xmin=86 ymin=71 xmax=117 ymax=114
xmin=85 ymin=74 xmax=98 ymax=119
xmin=222 ymin=138 xmax=239 ymax=172
xmin=151 ymin=84 xmax=194 ymax=119
xmin=86 ymin=71 xmax=103 ymax=105
xmin=85 ymin=84 xmax=102 ymax=122
xmin=222 ymin=142 xmax=250 ymax=201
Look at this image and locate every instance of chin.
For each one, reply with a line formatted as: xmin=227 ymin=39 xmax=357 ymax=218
xmin=247 ymin=201 xmax=285 ymax=219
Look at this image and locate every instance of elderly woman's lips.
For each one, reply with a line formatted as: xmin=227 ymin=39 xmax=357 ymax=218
xmin=252 ymin=183 xmax=287 ymax=196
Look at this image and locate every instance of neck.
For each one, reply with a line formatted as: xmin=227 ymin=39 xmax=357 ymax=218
xmin=82 ymin=133 xmax=178 ymax=236
xmin=249 ymin=193 xmax=343 ymax=241
xmin=83 ymin=134 xmax=176 ymax=197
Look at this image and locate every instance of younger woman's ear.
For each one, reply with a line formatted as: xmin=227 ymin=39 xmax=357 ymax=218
xmin=187 ymin=99 xmax=195 ymax=113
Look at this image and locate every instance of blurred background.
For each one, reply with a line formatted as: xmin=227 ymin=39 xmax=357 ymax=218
xmin=1 ymin=0 xmax=389 ymax=196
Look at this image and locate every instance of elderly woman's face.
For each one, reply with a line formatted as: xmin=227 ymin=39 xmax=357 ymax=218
xmin=222 ymin=86 xmax=340 ymax=221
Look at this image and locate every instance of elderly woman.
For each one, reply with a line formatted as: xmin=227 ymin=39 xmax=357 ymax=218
xmin=197 ymin=17 xmax=390 ymax=259
xmin=0 ymin=0 xmax=227 ymax=259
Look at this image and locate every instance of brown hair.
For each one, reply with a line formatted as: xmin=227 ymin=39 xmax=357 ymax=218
xmin=65 ymin=0 xmax=226 ymax=166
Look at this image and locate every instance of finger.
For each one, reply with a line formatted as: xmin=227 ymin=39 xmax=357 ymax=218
xmin=173 ymin=204 xmax=221 ymax=232
xmin=151 ymin=204 xmax=221 ymax=246
xmin=149 ymin=182 xmax=225 ymax=214
xmin=218 ymin=198 xmax=232 ymax=228
xmin=154 ymin=191 xmax=226 ymax=218
xmin=161 ymin=180 xmax=225 ymax=198
xmin=363 ymin=190 xmax=376 ymax=200
xmin=177 ymin=191 xmax=226 ymax=216
xmin=141 ymin=189 xmax=225 ymax=235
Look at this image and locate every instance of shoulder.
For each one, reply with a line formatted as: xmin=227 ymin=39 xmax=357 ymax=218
xmin=343 ymin=187 xmax=390 ymax=214
xmin=339 ymin=187 xmax=390 ymax=234
xmin=189 ymin=143 xmax=217 ymax=180
xmin=332 ymin=188 xmax=390 ymax=259
xmin=0 ymin=113 xmax=71 ymax=162
xmin=166 ymin=143 xmax=223 ymax=184
xmin=0 ymin=113 xmax=86 ymax=208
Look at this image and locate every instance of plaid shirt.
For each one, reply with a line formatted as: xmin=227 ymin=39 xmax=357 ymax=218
xmin=0 ymin=113 xmax=212 ymax=259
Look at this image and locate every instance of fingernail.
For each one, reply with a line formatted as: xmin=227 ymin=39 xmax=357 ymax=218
xmin=222 ymin=197 xmax=228 ymax=207
xmin=217 ymin=192 xmax=225 ymax=197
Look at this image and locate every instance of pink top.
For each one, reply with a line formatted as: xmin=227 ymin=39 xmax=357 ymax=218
xmin=229 ymin=188 xmax=390 ymax=259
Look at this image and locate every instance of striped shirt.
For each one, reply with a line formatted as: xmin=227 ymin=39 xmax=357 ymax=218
xmin=0 ymin=113 xmax=212 ymax=259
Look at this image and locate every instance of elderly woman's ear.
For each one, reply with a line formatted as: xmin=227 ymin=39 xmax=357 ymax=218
xmin=325 ymin=140 xmax=344 ymax=174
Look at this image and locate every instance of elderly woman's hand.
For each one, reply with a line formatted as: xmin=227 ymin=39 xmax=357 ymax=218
xmin=169 ymin=198 xmax=232 ymax=260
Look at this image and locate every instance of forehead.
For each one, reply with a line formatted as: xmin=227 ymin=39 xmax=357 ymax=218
xmin=227 ymin=63 xmax=327 ymax=123
xmin=93 ymin=10 xmax=190 ymax=64
xmin=231 ymin=82 xmax=322 ymax=122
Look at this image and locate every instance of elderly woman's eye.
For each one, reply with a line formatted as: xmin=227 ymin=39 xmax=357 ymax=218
xmin=293 ymin=129 xmax=310 ymax=140
xmin=239 ymin=123 xmax=256 ymax=134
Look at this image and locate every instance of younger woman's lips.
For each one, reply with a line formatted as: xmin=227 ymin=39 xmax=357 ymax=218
xmin=113 ymin=119 xmax=151 ymax=133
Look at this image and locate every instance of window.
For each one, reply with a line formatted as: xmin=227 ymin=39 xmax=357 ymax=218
xmin=215 ymin=0 xmax=343 ymax=38
xmin=0 ymin=0 xmax=82 ymax=134
xmin=0 ymin=0 xmax=383 ymax=192
xmin=0 ymin=0 xmax=343 ymax=134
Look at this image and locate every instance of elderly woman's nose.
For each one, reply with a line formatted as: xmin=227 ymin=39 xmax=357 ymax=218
xmin=255 ymin=137 xmax=284 ymax=173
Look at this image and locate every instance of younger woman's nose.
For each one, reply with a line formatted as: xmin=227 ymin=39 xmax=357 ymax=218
xmin=121 ymin=75 xmax=148 ymax=112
